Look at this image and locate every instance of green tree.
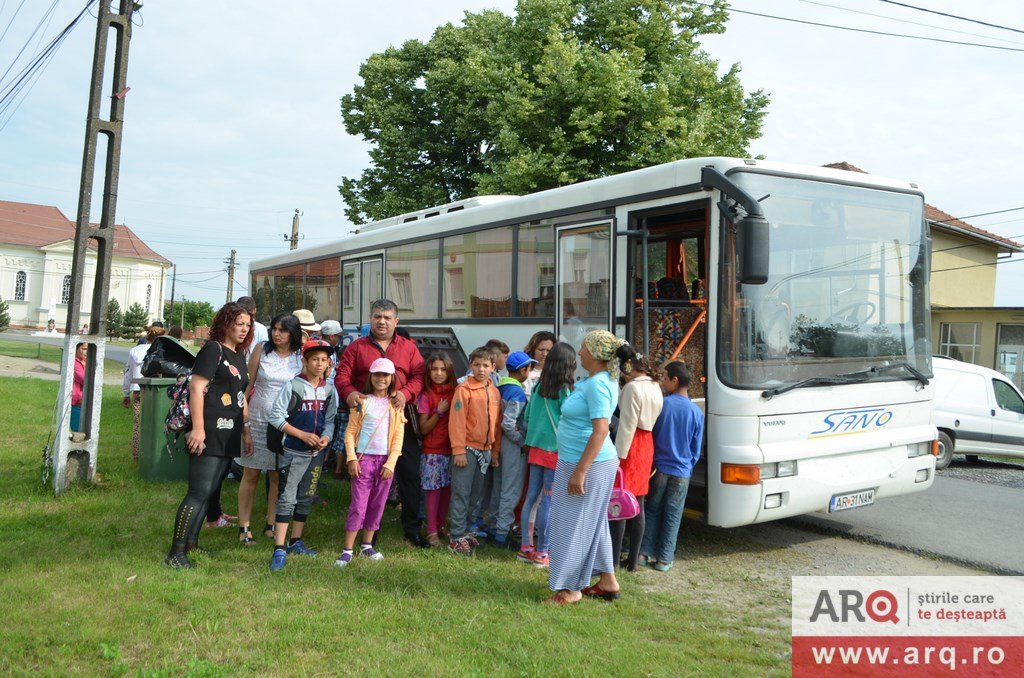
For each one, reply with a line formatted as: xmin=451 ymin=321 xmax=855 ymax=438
xmin=340 ymin=0 xmax=768 ymax=224
xmin=163 ymin=298 xmax=215 ymax=331
xmin=122 ymin=302 xmax=148 ymax=339
xmin=106 ymin=298 xmax=123 ymax=339
xmin=0 ymin=296 xmax=9 ymax=331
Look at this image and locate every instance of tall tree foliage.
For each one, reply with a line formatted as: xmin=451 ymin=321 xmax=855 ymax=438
xmin=162 ymin=298 xmax=215 ymax=330
xmin=106 ymin=298 xmax=123 ymax=339
xmin=122 ymin=303 xmax=149 ymax=339
xmin=0 ymin=297 xmax=9 ymax=331
xmin=340 ymin=0 xmax=768 ymax=224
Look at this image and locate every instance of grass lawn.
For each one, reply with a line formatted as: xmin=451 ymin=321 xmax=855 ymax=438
xmin=0 ymin=377 xmax=792 ymax=675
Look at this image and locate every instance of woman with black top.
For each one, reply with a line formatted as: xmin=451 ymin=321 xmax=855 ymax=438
xmin=165 ymin=302 xmax=254 ymax=568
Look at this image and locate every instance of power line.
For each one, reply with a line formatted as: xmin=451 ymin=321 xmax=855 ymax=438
xmin=877 ymin=0 xmax=1024 ymax=36
xmin=799 ymin=0 xmax=1024 ymax=47
xmin=712 ymin=2 xmax=1024 ymax=52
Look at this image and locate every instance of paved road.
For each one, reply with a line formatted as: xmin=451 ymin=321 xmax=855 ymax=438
xmin=789 ymin=474 xmax=1024 ymax=574
xmin=0 ymin=330 xmax=131 ymax=363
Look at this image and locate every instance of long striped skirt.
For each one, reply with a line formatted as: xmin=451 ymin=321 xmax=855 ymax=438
xmin=548 ymin=457 xmax=618 ymax=592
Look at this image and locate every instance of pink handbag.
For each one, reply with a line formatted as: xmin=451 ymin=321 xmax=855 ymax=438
xmin=608 ymin=468 xmax=641 ymax=521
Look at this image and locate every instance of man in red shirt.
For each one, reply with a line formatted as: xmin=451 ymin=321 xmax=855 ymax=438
xmin=335 ymin=299 xmax=428 ymax=546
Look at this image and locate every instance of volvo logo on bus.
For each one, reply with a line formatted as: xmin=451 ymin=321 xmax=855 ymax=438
xmin=811 ymin=407 xmax=894 ymax=438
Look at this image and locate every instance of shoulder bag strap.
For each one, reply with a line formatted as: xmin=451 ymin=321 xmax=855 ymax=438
xmin=543 ymin=398 xmax=558 ymax=434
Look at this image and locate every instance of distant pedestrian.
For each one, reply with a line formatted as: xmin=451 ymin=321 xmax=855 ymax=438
xmin=123 ymin=324 xmax=165 ymax=462
xmin=71 ymin=342 xmax=87 ymax=432
xmin=237 ymin=296 xmax=267 ymax=359
xmin=293 ymin=308 xmax=319 ymax=343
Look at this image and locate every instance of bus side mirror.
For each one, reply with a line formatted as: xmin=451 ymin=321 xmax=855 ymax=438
xmin=738 ymin=216 xmax=769 ymax=285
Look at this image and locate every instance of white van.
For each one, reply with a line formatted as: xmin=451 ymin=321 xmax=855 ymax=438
xmin=932 ymin=355 xmax=1024 ymax=468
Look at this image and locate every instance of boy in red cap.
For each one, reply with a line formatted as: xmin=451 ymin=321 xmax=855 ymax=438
xmin=267 ymin=339 xmax=338 ymax=572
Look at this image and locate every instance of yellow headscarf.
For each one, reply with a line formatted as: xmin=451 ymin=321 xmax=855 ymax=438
xmin=583 ymin=330 xmax=625 ymax=381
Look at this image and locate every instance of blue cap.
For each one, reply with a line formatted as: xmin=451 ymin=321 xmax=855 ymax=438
xmin=506 ymin=350 xmax=538 ymax=372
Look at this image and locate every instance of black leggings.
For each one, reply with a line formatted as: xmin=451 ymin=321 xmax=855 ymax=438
xmin=205 ymin=461 xmax=232 ymax=522
xmin=609 ymin=496 xmax=646 ymax=571
xmin=169 ymin=454 xmax=232 ymax=552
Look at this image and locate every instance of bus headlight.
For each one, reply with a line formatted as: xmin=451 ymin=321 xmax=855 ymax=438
xmin=759 ymin=460 xmax=798 ymax=479
xmin=906 ymin=442 xmax=932 ymax=458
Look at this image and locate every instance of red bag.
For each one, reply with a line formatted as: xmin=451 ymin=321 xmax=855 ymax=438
xmin=608 ymin=467 xmax=640 ymax=521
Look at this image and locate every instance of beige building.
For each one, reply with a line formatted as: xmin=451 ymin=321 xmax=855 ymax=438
xmin=927 ymin=204 xmax=1024 ymax=387
xmin=824 ymin=163 xmax=1024 ymax=386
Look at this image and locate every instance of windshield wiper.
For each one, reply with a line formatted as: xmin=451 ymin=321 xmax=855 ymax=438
xmin=861 ymin=361 xmax=929 ymax=386
xmin=762 ymin=373 xmax=872 ymax=399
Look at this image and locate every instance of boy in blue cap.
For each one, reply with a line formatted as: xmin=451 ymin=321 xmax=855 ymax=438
xmin=487 ymin=350 xmax=537 ymax=547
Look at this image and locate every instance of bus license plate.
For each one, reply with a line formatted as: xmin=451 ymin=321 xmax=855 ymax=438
xmin=829 ymin=489 xmax=876 ymax=512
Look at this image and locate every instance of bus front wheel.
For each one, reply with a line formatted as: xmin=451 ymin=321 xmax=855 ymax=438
xmin=936 ymin=431 xmax=954 ymax=470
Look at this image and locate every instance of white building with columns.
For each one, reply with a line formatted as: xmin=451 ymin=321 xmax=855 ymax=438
xmin=0 ymin=200 xmax=171 ymax=331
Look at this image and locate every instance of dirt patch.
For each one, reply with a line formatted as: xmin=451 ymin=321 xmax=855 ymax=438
xmin=629 ymin=519 xmax=983 ymax=624
xmin=0 ymin=355 xmax=122 ymax=385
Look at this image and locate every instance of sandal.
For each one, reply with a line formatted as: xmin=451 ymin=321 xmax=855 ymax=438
xmin=581 ymin=583 xmax=621 ymax=601
xmin=262 ymin=523 xmax=275 ymax=538
xmin=239 ymin=527 xmax=256 ymax=547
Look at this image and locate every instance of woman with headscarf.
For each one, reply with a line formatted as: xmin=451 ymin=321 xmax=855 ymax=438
xmin=123 ymin=324 xmax=166 ymax=462
xmin=545 ymin=330 xmax=624 ymax=605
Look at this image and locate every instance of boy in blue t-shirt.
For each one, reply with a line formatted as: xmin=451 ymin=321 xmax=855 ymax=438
xmin=640 ymin=360 xmax=704 ymax=572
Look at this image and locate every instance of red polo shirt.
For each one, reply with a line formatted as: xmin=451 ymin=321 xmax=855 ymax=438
xmin=334 ymin=333 xmax=425 ymax=405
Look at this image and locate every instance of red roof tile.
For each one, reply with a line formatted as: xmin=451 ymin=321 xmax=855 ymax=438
xmin=822 ymin=163 xmax=1024 ymax=253
xmin=0 ymin=199 xmax=171 ymax=265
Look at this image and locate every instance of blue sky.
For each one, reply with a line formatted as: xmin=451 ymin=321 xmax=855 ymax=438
xmin=1 ymin=0 xmax=1022 ymax=308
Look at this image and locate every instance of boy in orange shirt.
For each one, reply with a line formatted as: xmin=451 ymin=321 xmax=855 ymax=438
xmin=447 ymin=347 xmax=502 ymax=555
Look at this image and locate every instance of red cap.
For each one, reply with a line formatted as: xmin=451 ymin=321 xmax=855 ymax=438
xmin=302 ymin=339 xmax=332 ymax=357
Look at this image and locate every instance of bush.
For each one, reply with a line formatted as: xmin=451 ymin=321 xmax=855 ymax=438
xmin=0 ymin=296 xmax=9 ymax=331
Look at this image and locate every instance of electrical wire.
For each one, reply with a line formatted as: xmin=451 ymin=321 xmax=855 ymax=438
xmin=709 ymin=2 xmax=1024 ymax=52
xmin=0 ymin=0 xmax=28 ymax=48
xmin=877 ymin=0 xmax=1024 ymax=36
xmin=800 ymin=0 xmax=1024 ymax=47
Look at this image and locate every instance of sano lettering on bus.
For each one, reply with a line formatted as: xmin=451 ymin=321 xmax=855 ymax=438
xmin=810 ymin=407 xmax=894 ymax=438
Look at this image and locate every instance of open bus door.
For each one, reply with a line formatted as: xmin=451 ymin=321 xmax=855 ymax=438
xmin=624 ymin=202 xmax=710 ymax=516
xmin=555 ymin=220 xmax=614 ymax=378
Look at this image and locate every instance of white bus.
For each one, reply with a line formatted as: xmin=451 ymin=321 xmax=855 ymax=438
xmin=250 ymin=157 xmax=937 ymax=527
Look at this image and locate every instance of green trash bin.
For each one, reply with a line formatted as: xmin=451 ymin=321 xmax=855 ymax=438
xmin=136 ymin=377 xmax=190 ymax=481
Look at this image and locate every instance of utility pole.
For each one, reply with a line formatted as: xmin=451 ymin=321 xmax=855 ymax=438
xmin=51 ymin=0 xmax=139 ymax=495
xmin=168 ymin=263 xmax=176 ymax=326
xmin=289 ymin=209 xmax=302 ymax=250
xmin=225 ymin=249 xmax=236 ymax=303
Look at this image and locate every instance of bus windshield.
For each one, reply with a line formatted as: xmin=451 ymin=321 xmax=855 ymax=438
xmin=718 ymin=172 xmax=931 ymax=390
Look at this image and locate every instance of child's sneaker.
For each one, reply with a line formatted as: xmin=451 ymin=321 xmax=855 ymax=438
xmin=360 ymin=545 xmax=384 ymax=561
xmin=286 ymin=539 xmax=317 ymax=557
xmin=334 ymin=550 xmax=353 ymax=568
xmin=516 ymin=545 xmax=536 ymax=563
xmin=426 ymin=533 xmax=441 ymax=547
xmin=463 ymin=533 xmax=480 ymax=549
xmin=531 ymin=551 xmax=550 ymax=568
xmin=448 ymin=538 xmax=473 ymax=556
xmin=269 ymin=548 xmax=287 ymax=572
